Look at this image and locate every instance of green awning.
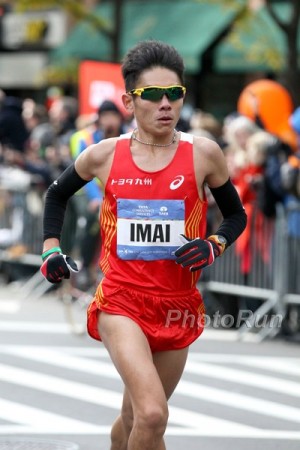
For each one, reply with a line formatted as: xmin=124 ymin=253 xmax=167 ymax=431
xmin=214 ymin=4 xmax=297 ymax=72
xmin=51 ymin=0 xmax=244 ymax=74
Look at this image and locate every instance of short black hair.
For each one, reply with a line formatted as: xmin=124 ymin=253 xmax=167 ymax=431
xmin=122 ymin=40 xmax=185 ymax=91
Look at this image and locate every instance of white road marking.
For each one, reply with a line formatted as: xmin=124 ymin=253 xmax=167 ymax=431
xmin=189 ymin=353 xmax=300 ymax=377
xmin=0 ymin=321 xmax=71 ymax=333
xmin=0 ymin=300 xmax=20 ymax=313
xmin=1 ymin=346 xmax=300 ymax=438
xmin=234 ymin=357 xmax=300 ymax=377
xmin=2 ymin=347 xmax=300 ymax=424
xmin=200 ymin=329 xmax=240 ymax=340
xmin=1 ymin=346 xmax=120 ymax=378
xmin=4 ymin=345 xmax=300 ymax=376
xmin=168 ymin=406 xmax=258 ymax=434
xmin=0 ymin=398 xmax=99 ymax=433
xmin=185 ymin=360 xmax=300 ymax=397
xmin=177 ymin=379 xmax=300 ymax=424
xmin=0 ymin=425 xmax=300 ymax=439
xmin=0 ymin=362 xmax=262 ymax=437
xmin=0 ymin=362 xmax=123 ymax=408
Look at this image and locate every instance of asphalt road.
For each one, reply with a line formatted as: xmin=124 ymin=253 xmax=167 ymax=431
xmin=0 ymin=280 xmax=300 ymax=450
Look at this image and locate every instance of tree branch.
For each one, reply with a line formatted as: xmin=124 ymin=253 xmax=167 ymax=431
xmin=290 ymin=0 xmax=300 ymax=31
xmin=16 ymin=0 xmax=114 ymax=39
xmin=264 ymin=0 xmax=288 ymax=34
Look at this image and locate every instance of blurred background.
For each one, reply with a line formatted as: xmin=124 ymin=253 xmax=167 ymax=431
xmin=0 ymin=0 xmax=300 ymax=341
xmin=0 ymin=0 xmax=299 ymax=116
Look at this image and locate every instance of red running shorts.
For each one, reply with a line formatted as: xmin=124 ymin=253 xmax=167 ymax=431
xmin=87 ymin=280 xmax=205 ymax=352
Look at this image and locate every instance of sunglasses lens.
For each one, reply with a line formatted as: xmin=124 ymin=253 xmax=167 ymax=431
xmin=167 ymin=87 xmax=185 ymax=100
xmin=141 ymin=88 xmax=164 ymax=101
xmin=141 ymin=87 xmax=185 ymax=101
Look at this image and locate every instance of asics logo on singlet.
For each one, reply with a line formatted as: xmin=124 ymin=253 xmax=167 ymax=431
xmin=169 ymin=175 xmax=184 ymax=190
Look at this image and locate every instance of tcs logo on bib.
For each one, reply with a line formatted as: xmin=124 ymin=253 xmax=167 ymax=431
xmin=169 ymin=175 xmax=185 ymax=190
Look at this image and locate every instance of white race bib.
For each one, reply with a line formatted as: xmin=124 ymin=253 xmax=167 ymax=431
xmin=117 ymin=199 xmax=185 ymax=260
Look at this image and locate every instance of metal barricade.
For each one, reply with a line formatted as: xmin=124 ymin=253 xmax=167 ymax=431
xmin=0 ymin=168 xmax=82 ymax=299
xmin=0 ymin=167 xmax=46 ymax=296
xmin=279 ymin=203 xmax=300 ymax=335
xmin=199 ymin=204 xmax=300 ymax=341
xmin=0 ymin=167 xmax=44 ymax=255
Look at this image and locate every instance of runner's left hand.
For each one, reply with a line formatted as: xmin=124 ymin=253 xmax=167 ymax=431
xmin=174 ymin=234 xmax=220 ymax=271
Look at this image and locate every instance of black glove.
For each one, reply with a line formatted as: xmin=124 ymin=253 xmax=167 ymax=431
xmin=41 ymin=253 xmax=79 ymax=284
xmin=174 ymin=234 xmax=221 ymax=272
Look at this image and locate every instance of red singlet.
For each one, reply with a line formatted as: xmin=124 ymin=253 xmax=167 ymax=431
xmin=87 ymin=132 xmax=208 ymax=350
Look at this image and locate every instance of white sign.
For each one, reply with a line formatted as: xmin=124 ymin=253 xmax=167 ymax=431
xmin=2 ymin=11 xmax=67 ymax=49
xmin=0 ymin=53 xmax=48 ymax=87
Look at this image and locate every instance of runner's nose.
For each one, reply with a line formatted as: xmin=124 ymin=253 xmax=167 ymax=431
xmin=159 ymin=95 xmax=171 ymax=108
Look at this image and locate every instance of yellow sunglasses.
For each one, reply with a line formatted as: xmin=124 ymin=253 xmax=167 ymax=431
xmin=129 ymin=85 xmax=186 ymax=102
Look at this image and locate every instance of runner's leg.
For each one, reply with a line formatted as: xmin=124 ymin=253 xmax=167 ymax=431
xmin=99 ymin=313 xmax=168 ymax=450
xmin=110 ymin=388 xmax=133 ymax=450
xmin=100 ymin=313 xmax=188 ymax=450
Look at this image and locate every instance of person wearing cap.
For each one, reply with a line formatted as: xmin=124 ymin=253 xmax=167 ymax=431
xmin=97 ymin=99 xmax=126 ymax=138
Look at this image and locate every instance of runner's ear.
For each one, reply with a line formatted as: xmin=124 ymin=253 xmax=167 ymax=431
xmin=122 ymin=93 xmax=134 ymax=115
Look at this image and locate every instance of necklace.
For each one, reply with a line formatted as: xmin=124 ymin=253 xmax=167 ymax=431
xmin=132 ymin=128 xmax=177 ymax=147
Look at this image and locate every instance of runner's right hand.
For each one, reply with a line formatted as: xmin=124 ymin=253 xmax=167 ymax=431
xmin=40 ymin=253 xmax=78 ymax=283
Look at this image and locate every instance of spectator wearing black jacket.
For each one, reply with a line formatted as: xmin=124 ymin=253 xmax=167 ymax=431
xmin=0 ymin=95 xmax=29 ymax=152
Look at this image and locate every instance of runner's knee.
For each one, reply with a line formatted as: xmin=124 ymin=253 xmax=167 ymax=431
xmin=135 ymin=403 xmax=168 ymax=435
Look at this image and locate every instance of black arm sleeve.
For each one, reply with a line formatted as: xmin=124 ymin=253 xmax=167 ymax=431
xmin=209 ymin=178 xmax=247 ymax=247
xmin=43 ymin=163 xmax=90 ymax=241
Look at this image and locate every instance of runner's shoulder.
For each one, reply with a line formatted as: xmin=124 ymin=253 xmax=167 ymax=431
xmin=85 ymin=137 xmax=119 ymax=165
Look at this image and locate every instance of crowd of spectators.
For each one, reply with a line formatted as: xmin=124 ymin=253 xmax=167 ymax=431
xmin=0 ymin=86 xmax=299 ymax=330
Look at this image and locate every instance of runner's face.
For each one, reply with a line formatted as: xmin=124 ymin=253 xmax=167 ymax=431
xmin=126 ymin=67 xmax=184 ymax=138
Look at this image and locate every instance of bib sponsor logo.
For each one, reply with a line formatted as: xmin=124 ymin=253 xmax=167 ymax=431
xmin=111 ymin=178 xmax=152 ymax=186
xmin=170 ymin=175 xmax=184 ymax=190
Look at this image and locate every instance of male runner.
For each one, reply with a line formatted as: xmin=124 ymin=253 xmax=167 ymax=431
xmin=41 ymin=40 xmax=247 ymax=450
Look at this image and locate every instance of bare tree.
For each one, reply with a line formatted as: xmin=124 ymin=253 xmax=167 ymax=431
xmin=265 ymin=0 xmax=300 ymax=104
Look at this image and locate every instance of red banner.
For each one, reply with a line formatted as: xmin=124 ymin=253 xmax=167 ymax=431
xmin=79 ymin=60 xmax=127 ymax=117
